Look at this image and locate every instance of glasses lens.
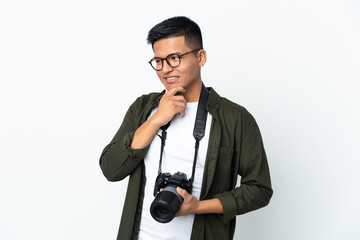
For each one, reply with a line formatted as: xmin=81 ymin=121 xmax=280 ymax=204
xmin=150 ymin=59 xmax=162 ymax=70
xmin=166 ymin=54 xmax=180 ymax=68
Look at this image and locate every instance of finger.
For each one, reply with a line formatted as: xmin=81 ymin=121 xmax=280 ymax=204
xmin=167 ymin=86 xmax=185 ymax=96
xmin=174 ymin=105 xmax=186 ymax=118
xmin=171 ymin=95 xmax=187 ymax=103
xmin=156 ymin=188 xmax=164 ymax=194
xmin=173 ymin=100 xmax=186 ymax=108
xmin=176 ymin=111 xmax=186 ymax=118
xmin=176 ymin=187 xmax=188 ymax=197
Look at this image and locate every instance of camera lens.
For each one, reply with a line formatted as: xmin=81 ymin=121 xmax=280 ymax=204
xmin=155 ymin=206 xmax=170 ymax=219
xmin=150 ymin=185 xmax=183 ymax=223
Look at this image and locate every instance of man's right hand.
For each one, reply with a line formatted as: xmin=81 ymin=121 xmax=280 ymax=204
xmin=130 ymin=87 xmax=186 ymax=149
xmin=152 ymin=86 xmax=187 ymax=127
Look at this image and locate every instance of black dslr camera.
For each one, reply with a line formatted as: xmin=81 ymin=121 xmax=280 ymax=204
xmin=150 ymin=172 xmax=193 ymax=223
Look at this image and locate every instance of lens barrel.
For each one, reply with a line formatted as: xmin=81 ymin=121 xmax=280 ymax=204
xmin=150 ymin=185 xmax=183 ymax=223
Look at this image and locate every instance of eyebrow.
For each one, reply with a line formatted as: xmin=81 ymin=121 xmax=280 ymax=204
xmin=153 ymin=52 xmax=182 ymax=58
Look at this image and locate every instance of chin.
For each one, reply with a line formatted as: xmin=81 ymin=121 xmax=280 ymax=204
xmin=163 ymin=83 xmax=183 ymax=90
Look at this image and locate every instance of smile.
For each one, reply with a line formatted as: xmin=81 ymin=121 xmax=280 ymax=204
xmin=164 ymin=77 xmax=179 ymax=83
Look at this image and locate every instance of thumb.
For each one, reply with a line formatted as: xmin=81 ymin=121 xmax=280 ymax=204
xmin=176 ymin=187 xmax=188 ymax=197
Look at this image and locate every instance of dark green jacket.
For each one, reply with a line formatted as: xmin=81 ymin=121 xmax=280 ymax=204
xmin=100 ymin=87 xmax=273 ymax=240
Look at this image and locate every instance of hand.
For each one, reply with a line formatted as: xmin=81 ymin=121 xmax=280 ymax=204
xmin=130 ymin=87 xmax=186 ymax=149
xmin=152 ymin=87 xmax=186 ymax=127
xmin=176 ymin=187 xmax=199 ymax=216
xmin=175 ymin=187 xmax=224 ymax=216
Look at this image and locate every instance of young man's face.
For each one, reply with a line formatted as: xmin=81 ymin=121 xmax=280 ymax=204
xmin=152 ymin=36 xmax=205 ymax=101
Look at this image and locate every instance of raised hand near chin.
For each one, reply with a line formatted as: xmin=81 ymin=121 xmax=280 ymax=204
xmin=130 ymin=86 xmax=186 ymax=150
xmin=152 ymin=86 xmax=187 ymax=127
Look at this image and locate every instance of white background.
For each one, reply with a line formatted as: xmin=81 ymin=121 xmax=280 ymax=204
xmin=1 ymin=0 xmax=359 ymax=239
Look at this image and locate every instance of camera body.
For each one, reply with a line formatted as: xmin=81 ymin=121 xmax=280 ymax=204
xmin=150 ymin=171 xmax=193 ymax=223
xmin=153 ymin=171 xmax=193 ymax=197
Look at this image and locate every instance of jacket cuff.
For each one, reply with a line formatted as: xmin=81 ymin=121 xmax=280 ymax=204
xmin=123 ymin=131 xmax=150 ymax=159
xmin=214 ymin=192 xmax=237 ymax=223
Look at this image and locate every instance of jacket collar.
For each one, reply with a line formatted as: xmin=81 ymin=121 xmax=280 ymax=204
xmin=203 ymin=87 xmax=221 ymax=198
xmin=150 ymin=90 xmax=165 ymax=107
xmin=206 ymin=87 xmax=221 ymax=112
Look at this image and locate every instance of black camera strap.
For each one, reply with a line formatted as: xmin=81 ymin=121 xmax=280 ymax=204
xmin=157 ymin=83 xmax=209 ymax=184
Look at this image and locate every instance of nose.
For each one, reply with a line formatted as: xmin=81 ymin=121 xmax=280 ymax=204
xmin=161 ymin=59 xmax=173 ymax=73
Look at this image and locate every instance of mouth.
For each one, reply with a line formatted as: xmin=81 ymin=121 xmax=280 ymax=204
xmin=164 ymin=76 xmax=179 ymax=83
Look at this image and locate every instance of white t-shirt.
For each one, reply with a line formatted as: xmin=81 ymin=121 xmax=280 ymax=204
xmin=138 ymin=102 xmax=212 ymax=240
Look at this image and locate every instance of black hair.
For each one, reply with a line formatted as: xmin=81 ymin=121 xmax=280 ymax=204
xmin=147 ymin=16 xmax=203 ymax=50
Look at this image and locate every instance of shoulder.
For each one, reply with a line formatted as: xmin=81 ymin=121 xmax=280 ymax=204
xmin=208 ymin=87 xmax=254 ymax=121
xmin=220 ymin=96 xmax=248 ymax=114
xmin=129 ymin=91 xmax=164 ymax=111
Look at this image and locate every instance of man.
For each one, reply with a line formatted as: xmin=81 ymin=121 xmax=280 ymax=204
xmin=100 ymin=16 xmax=272 ymax=240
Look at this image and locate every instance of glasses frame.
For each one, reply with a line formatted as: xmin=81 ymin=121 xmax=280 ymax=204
xmin=148 ymin=49 xmax=202 ymax=71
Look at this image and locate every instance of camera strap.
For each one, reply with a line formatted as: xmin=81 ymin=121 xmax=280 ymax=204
xmin=157 ymin=83 xmax=209 ymax=185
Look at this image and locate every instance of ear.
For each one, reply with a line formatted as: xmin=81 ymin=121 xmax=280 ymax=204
xmin=198 ymin=49 xmax=207 ymax=67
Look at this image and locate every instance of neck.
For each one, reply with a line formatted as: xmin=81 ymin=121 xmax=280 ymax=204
xmin=183 ymin=80 xmax=203 ymax=102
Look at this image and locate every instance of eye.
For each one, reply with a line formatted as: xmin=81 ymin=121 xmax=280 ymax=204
xmin=168 ymin=55 xmax=180 ymax=61
xmin=154 ymin=58 xmax=161 ymax=64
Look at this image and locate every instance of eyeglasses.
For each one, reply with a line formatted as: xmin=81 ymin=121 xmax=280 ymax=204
xmin=148 ymin=49 xmax=201 ymax=71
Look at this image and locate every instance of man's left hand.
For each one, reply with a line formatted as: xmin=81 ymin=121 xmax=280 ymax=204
xmin=175 ymin=187 xmax=224 ymax=217
xmin=175 ymin=187 xmax=199 ymax=216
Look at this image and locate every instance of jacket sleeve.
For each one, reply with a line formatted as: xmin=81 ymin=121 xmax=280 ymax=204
xmin=99 ymin=98 xmax=150 ymax=182
xmin=214 ymin=116 xmax=273 ymax=223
